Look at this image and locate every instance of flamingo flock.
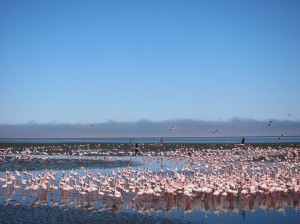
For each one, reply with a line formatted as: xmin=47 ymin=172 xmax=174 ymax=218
xmin=0 ymin=144 xmax=300 ymax=213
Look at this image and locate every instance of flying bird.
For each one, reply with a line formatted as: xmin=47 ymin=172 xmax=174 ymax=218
xmin=169 ymin=125 xmax=174 ymax=132
xmin=212 ymin=129 xmax=218 ymax=134
xmin=267 ymin=121 xmax=272 ymax=126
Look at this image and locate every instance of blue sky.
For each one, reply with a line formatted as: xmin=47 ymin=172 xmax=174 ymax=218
xmin=1 ymin=0 xmax=300 ymax=132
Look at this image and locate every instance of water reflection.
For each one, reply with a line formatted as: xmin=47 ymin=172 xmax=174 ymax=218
xmin=1 ymin=184 xmax=299 ymax=215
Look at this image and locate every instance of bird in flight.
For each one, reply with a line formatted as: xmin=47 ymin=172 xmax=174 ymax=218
xmin=169 ymin=125 xmax=174 ymax=131
xmin=267 ymin=121 xmax=272 ymax=126
xmin=212 ymin=129 xmax=218 ymax=134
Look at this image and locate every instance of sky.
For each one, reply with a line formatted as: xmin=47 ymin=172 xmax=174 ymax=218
xmin=0 ymin=0 xmax=299 ymax=137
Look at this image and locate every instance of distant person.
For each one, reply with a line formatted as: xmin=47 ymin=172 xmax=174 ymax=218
xmin=135 ymin=143 xmax=139 ymax=155
xmin=241 ymin=137 xmax=245 ymax=144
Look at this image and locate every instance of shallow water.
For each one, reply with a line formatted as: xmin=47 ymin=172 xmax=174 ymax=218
xmin=1 ymin=204 xmax=299 ymax=224
xmin=1 ymin=136 xmax=300 ymax=144
xmin=0 ymin=143 xmax=300 ymax=223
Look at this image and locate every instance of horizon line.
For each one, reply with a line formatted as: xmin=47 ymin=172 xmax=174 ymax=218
xmin=1 ymin=135 xmax=300 ymax=139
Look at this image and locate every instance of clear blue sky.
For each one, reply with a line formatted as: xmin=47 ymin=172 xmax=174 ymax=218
xmin=1 ymin=0 xmax=300 ymax=125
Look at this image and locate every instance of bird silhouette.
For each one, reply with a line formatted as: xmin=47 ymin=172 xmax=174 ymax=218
xmin=267 ymin=121 xmax=272 ymax=126
xmin=212 ymin=129 xmax=218 ymax=134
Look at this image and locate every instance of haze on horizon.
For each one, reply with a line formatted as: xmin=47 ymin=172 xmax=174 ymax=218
xmin=1 ymin=1 xmax=299 ymax=137
xmin=0 ymin=118 xmax=299 ymax=138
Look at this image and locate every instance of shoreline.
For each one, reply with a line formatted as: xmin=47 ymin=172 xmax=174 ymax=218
xmin=1 ymin=142 xmax=299 ymax=151
xmin=0 ymin=135 xmax=300 ymax=139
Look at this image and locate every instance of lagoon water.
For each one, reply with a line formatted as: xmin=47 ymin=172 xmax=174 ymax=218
xmin=1 ymin=136 xmax=300 ymax=144
xmin=0 ymin=137 xmax=300 ymax=223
